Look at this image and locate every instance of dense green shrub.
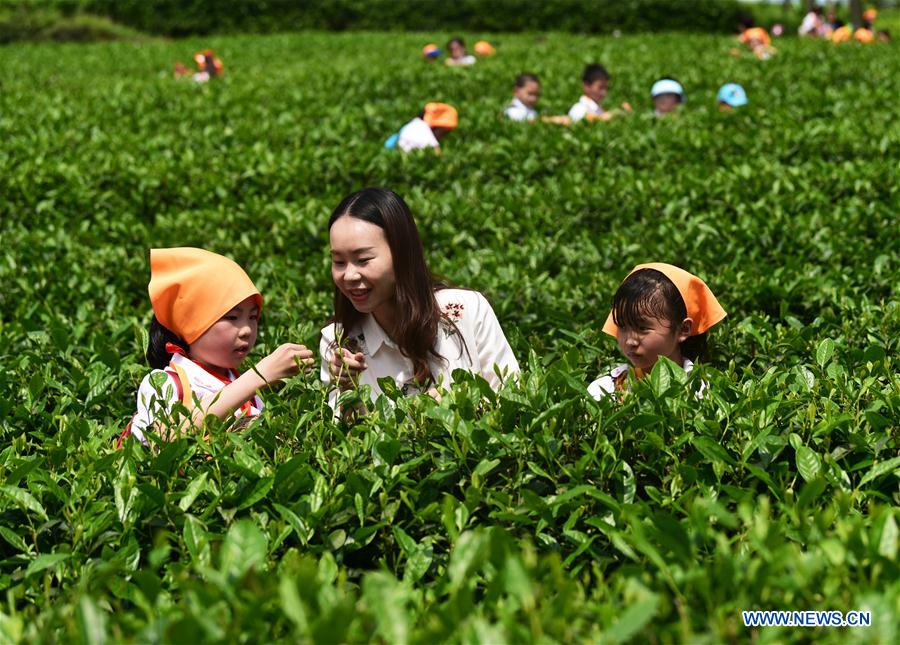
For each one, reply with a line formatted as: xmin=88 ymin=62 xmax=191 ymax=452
xmin=2 ymin=0 xmax=749 ymax=37
xmin=0 ymin=31 xmax=898 ymax=642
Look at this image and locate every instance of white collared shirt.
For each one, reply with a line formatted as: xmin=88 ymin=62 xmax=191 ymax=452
xmin=319 ymin=288 xmax=519 ymax=403
xmin=504 ymin=97 xmax=538 ymax=122
xmin=567 ymin=95 xmax=605 ymax=122
xmin=397 ymin=117 xmax=440 ymax=152
xmin=587 ymin=358 xmax=703 ymax=400
xmin=130 ymin=353 xmax=263 ymax=442
xmin=445 ymin=55 xmax=477 ymax=66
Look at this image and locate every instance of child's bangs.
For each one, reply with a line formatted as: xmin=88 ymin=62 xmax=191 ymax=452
xmin=611 ymin=268 xmax=684 ymax=329
xmin=612 ymin=287 xmax=670 ymax=329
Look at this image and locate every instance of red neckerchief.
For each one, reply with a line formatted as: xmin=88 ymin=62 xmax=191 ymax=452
xmin=165 ymin=343 xmax=255 ymax=415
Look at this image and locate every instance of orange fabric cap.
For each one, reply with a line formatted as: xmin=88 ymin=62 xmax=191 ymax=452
xmin=741 ymin=27 xmax=771 ymax=45
xmin=423 ymin=102 xmax=458 ymax=129
xmin=832 ymin=25 xmax=852 ymax=43
xmin=863 ymin=9 xmax=877 ymax=22
xmin=474 ymin=40 xmax=496 ymax=56
xmin=149 ymin=247 xmax=262 ymax=344
xmin=602 ymin=263 xmax=726 ymax=338
xmin=854 ymin=28 xmax=875 ymax=43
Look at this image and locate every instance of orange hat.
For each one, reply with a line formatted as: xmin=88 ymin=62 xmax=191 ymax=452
xmin=474 ymin=40 xmax=496 ymax=56
xmin=854 ymin=28 xmax=875 ymax=43
xmin=423 ymin=102 xmax=458 ymax=129
xmin=602 ymin=263 xmax=726 ymax=338
xmin=422 ymin=43 xmax=441 ymax=59
xmin=863 ymin=8 xmax=877 ymax=23
xmin=149 ymin=248 xmax=262 ymax=344
xmin=741 ymin=27 xmax=771 ymax=45
xmin=832 ymin=25 xmax=852 ymax=43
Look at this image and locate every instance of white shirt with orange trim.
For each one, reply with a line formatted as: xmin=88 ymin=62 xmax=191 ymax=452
xmin=397 ymin=117 xmax=440 ymax=152
xmin=587 ymin=358 xmax=703 ymax=400
xmin=130 ymin=353 xmax=263 ymax=443
xmin=568 ymin=95 xmax=605 ymax=122
xmin=319 ymin=288 xmax=519 ymax=404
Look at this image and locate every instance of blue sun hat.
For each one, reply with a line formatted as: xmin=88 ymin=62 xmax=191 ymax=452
xmin=717 ymin=83 xmax=748 ymax=108
xmin=650 ymin=78 xmax=686 ymax=103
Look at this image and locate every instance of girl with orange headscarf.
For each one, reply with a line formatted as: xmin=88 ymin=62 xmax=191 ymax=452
xmin=587 ymin=263 xmax=726 ymax=400
xmin=122 ymin=248 xmax=314 ymax=444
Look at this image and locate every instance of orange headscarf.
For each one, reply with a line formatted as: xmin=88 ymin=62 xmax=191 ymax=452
xmin=740 ymin=27 xmax=771 ymax=46
xmin=474 ymin=40 xmax=496 ymax=56
xmin=602 ymin=263 xmax=726 ymax=338
xmin=423 ymin=102 xmax=458 ymax=129
xmin=854 ymin=28 xmax=875 ymax=43
xmin=149 ymin=248 xmax=262 ymax=344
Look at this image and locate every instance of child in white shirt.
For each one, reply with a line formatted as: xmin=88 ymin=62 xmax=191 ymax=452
xmin=389 ymin=102 xmax=458 ymax=152
xmin=568 ymin=64 xmax=631 ymax=123
xmin=504 ymin=73 xmax=541 ymax=122
xmin=445 ymin=37 xmax=477 ymax=66
xmin=588 ymin=263 xmax=726 ymax=400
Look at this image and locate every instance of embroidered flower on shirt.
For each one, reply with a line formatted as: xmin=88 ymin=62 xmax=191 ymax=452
xmin=440 ymin=302 xmax=465 ymax=337
xmin=347 ymin=333 xmax=368 ymax=356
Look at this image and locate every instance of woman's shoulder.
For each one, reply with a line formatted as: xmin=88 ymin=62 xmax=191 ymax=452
xmin=435 ymin=288 xmax=492 ymax=319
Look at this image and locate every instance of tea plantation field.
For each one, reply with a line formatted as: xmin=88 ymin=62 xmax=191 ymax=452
xmin=1 ymin=31 xmax=898 ymax=642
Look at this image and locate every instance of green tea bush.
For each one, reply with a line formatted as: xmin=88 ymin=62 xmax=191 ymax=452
xmin=2 ymin=0 xmax=747 ymax=37
xmin=0 ymin=31 xmax=898 ymax=642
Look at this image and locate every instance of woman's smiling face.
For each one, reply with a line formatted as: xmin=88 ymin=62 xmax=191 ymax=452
xmin=329 ymin=215 xmax=397 ymax=317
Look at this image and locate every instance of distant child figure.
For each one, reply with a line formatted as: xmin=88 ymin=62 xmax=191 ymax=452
xmin=123 ymin=248 xmax=313 ymax=445
xmin=567 ymin=64 xmax=631 ymax=122
xmin=174 ymin=49 xmax=223 ymax=83
xmin=798 ymin=6 xmax=824 ymax=37
xmin=717 ymin=83 xmax=748 ymax=111
xmin=504 ymin=73 xmax=541 ymax=122
xmin=445 ymin=37 xmax=476 ymax=66
xmin=388 ymin=102 xmax=458 ymax=152
xmin=740 ymin=27 xmax=776 ymax=59
xmin=650 ymin=78 xmax=685 ymax=116
xmin=587 ymin=263 xmax=726 ymax=400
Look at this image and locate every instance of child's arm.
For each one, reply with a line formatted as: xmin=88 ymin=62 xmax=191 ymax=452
xmin=193 ymin=343 xmax=314 ymax=424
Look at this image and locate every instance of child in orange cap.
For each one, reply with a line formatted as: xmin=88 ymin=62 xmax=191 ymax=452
xmin=393 ymin=102 xmax=458 ymax=152
xmin=587 ymin=263 xmax=726 ymax=400
xmin=123 ymin=248 xmax=314 ymax=444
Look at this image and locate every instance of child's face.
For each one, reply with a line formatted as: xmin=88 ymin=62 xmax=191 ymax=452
xmin=514 ymin=81 xmax=541 ymax=108
xmin=654 ymin=93 xmax=680 ymax=114
xmin=190 ymin=296 xmax=259 ymax=371
xmin=616 ymin=316 xmax=692 ymax=372
xmin=449 ymin=41 xmax=466 ymax=59
xmin=330 ymin=215 xmax=397 ymax=319
xmin=718 ymin=101 xmax=733 ymax=112
xmin=583 ymin=78 xmax=608 ymax=104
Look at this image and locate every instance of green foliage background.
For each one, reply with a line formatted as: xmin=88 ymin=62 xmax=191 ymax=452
xmin=2 ymin=0 xmax=748 ymax=37
xmin=0 ymin=31 xmax=899 ymax=642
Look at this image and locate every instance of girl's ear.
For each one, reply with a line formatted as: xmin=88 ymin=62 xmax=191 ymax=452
xmin=677 ymin=317 xmax=694 ymax=342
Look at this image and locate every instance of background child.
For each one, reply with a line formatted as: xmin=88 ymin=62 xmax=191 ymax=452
xmin=504 ymin=73 xmax=541 ymax=122
xmin=445 ymin=37 xmax=476 ymax=66
xmin=391 ymin=102 xmax=458 ymax=152
xmin=587 ymin=263 xmax=726 ymax=400
xmin=717 ymin=83 xmax=748 ymax=111
xmin=125 ymin=247 xmax=313 ymax=444
xmin=650 ymin=78 xmax=685 ymax=116
xmin=567 ymin=64 xmax=630 ymax=122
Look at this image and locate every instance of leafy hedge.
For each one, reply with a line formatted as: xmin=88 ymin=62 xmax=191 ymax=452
xmin=2 ymin=0 xmax=748 ymax=36
xmin=1 ymin=30 xmax=899 ymax=642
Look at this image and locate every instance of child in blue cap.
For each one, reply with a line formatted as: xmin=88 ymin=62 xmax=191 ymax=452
xmin=717 ymin=84 xmax=748 ymax=111
xmin=650 ymin=78 xmax=685 ymax=116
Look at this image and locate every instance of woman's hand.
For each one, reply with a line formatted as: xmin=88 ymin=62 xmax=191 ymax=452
xmin=330 ymin=348 xmax=367 ymax=389
xmin=255 ymin=343 xmax=315 ymax=383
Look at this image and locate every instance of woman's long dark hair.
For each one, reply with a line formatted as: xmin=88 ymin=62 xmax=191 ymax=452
xmin=328 ymin=187 xmax=462 ymax=385
xmin=611 ymin=268 xmax=708 ymax=362
xmin=147 ymin=315 xmax=188 ymax=369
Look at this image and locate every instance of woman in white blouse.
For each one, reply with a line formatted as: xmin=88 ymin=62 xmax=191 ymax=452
xmin=319 ymin=187 xmax=519 ymax=405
